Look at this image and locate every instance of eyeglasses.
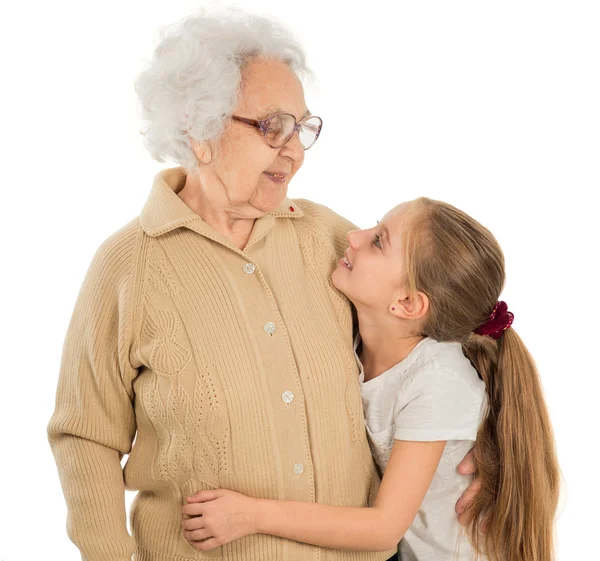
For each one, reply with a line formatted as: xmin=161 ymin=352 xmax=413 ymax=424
xmin=231 ymin=112 xmax=323 ymax=150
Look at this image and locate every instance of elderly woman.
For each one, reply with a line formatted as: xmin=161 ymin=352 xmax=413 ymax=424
xmin=48 ymin=11 xmax=476 ymax=561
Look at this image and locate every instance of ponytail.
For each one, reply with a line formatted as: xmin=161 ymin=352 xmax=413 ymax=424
xmin=462 ymin=329 xmax=560 ymax=561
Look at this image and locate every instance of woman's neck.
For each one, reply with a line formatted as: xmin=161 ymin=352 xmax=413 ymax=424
xmin=178 ymin=174 xmax=256 ymax=250
xmin=357 ymin=310 xmax=425 ymax=382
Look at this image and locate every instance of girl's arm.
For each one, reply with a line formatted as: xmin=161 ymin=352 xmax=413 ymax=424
xmin=182 ymin=440 xmax=446 ymax=552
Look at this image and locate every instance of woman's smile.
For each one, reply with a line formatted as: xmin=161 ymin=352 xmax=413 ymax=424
xmin=263 ymin=171 xmax=288 ymax=183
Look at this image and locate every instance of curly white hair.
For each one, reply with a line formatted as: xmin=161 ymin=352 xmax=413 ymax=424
xmin=135 ymin=8 xmax=310 ymax=170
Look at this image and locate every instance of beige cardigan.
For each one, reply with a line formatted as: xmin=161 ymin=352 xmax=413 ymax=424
xmin=48 ymin=167 xmax=396 ymax=561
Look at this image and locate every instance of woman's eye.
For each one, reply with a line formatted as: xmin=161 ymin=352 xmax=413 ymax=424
xmin=373 ymin=234 xmax=382 ymax=248
xmin=266 ymin=117 xmax=284 ymax=133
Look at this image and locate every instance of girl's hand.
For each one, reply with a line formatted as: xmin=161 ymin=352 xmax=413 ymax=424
xmin=181 ymin=489 xmax=261 ymax=551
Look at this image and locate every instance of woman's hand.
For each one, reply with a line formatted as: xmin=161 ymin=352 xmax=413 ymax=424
xmin=181 ymin=489 xmax=260 ymax=551
xmin=455 ymin=449 xmax=488 ymax=532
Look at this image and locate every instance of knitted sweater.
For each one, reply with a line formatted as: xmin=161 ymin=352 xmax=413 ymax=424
xmin=48 ymin=167 xmax=396 ymax=561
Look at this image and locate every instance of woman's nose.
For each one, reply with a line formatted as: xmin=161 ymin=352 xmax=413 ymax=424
xmin=279 ymin=131 xmax=304 ymax=162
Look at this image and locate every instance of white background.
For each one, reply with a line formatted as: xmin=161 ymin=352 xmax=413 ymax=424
xmin=1 ymin=1 xmax=598 ymax=559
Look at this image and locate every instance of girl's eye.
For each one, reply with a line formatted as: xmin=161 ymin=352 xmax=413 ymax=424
xmin=373 ymin=234 xmax=382 ymax=248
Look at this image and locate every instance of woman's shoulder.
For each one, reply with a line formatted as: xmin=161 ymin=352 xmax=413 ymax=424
xmin=291 ymin=199 xmax=357 ymax=258
xmin=98 ymin=217 xmax=142 ymax=251
xmin=91 ymin=218 xmax=141 ymax=264
xmin=83 ymin=217 xmax=144 ymax=289
xmin=291 ymin=198 xmax=358 ymax=231
xmin=68 ymin=218 xmax=146 ymax=336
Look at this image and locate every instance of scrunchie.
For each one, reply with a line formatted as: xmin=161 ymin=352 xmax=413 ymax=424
xmin=474 ymin=301 xmax=514 ymax=340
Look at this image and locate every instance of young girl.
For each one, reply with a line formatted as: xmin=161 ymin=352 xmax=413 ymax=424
xmin=180 ymin=198 xmax=560 ymax=561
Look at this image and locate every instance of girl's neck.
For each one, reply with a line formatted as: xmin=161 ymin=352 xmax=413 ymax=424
xmin=357 ymin=310 xmax=425 ymax=382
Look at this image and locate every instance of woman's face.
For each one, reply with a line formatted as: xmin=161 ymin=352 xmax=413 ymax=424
xmin=201 ymin=58 xmax=308 ymax=217
xmin=331 ymin=203 xmax=413 ymax=311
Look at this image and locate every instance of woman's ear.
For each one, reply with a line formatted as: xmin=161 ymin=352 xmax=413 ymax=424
xmin=189 ymin=137 xmax=213 ymax=165
xmin=390 ymin=290 xmax=429 ymax=321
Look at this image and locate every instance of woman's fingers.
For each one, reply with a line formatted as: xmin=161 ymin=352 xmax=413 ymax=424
xmin=191 ymin=537 xmax=221 ymax=552
xmin=182 ymin=516 xmax=205 ymax=531
xmin=183 ymin=527 xmax=212 ymax=542
xmin=455 ymin=476 xmax=490 ymax=533
xmin=186 ymin=490 xmax=222 ymax=503
xmin=456 ymin=476 xmax=482 ymax=520
xmin=182 ymin=502 xmax=206 ymax=517
xmin=457 ymin=449 xmax=476 ymax=475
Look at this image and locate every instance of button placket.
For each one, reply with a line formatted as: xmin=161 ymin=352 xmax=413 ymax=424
xmin=249 ymin=270 xmax=313 ymax=496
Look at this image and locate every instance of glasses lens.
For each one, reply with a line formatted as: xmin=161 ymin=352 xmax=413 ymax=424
xmin=265 ymin=114 xmax=296 ymax=147
xmin=299 ymin=116 xmax=322 ymax=150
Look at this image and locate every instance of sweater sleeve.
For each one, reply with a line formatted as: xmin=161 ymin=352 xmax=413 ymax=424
xmin=47 ymin=223 xmax=140 ymax=561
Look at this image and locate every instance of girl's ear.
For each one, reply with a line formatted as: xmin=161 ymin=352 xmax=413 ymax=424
xmin=390 ymin=290 xmax=429 ymax=321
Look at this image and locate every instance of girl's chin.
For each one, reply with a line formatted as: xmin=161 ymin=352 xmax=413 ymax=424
xmin=331 ymin=268 xmax=349 ymax=294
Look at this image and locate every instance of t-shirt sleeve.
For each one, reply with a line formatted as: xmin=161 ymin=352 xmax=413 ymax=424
xmin=393 ymin=368 xmax=486 ymax=442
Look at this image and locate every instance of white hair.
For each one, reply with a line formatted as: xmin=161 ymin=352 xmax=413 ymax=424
xmin=134 ymin=8 xmax=310 ymax=170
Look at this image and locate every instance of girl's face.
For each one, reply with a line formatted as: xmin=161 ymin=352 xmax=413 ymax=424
xmin=332 ymin=203 xmax=412 ymax=311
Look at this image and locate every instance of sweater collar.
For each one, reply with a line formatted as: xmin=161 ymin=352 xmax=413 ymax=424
xmin=140 ymin=167 xmax=304 ymax=238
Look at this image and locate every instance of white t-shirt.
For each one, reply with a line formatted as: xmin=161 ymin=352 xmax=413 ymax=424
xmin=355 ymin=335 xmax=487 ymax=561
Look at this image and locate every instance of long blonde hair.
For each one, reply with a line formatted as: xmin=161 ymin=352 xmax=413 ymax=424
xmin=402 ymin=198 xmax=560 ymax=561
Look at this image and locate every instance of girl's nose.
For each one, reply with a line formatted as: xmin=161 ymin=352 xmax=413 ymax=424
xmin=346 ymin=229 xmax=361 ymax=248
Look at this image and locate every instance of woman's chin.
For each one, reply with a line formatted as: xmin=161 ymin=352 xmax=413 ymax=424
xmin=245 ymin=183 xmax=287 ymax=214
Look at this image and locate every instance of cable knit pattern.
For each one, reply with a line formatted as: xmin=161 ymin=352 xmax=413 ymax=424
xmin=143 ymin=309 xmax=192 ymax=376
xmin=47 ymin=167 xmax=396 ymax=561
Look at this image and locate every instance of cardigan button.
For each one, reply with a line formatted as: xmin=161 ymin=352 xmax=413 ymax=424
xmin=293 ymin=463 xmax=304 ymax=475
xmin=243 ymin=262 xmax=256 ymax=274
xmin=264 ymin=322 xmax=276 ymax=335
xmin=282 ymin=390 xmax=294 ymax=404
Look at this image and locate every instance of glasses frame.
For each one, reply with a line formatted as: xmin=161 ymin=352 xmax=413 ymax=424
xmin=231 ymin=112 xmax=323 ymax=150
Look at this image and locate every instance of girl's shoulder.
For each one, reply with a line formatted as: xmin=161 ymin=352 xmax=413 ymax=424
xmin=391 ymin=340 xmax=487 ymax=442
xmin=403 ymin=338 xmax=485 ymax=396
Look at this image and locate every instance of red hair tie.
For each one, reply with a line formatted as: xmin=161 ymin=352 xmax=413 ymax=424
xmin=474 ymin=301 xmax=514 ymax=340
